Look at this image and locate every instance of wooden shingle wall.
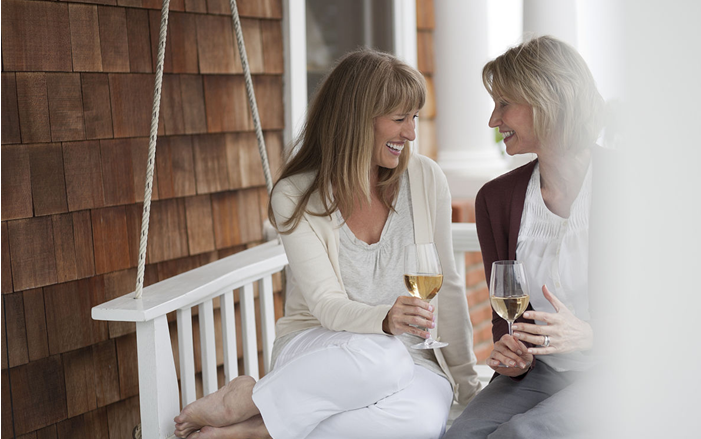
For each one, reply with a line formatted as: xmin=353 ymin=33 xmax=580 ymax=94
xmin=1 ymin=0 xmax=284 ymax=437
xmin=416 ymin=0 xmax=437 ymax=161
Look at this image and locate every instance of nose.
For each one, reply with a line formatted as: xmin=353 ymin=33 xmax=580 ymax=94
xmin=488 ymin=107 xmax=500 ymax=128
xmin=401 ymin=118 xmax=416 ymax=141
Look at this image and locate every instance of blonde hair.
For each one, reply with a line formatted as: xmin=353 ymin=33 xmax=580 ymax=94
xmin=482 ymin=35 xmax=604 ymax=153
xmin=269 ymin=48 xmax=426 ymax=232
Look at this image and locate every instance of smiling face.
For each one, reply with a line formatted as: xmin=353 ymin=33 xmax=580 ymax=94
xmin=488 ymin=98 xmax=541 ymax=156
xmin=371 ymin=110 xmax=418 ymax=170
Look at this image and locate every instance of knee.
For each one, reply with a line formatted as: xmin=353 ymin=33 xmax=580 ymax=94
xmin=392 ymin=408 xmax=446 ymax=439
xmin=346 ymin=334 xmax=414 ymax=390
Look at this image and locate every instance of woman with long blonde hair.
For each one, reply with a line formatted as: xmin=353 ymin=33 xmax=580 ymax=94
xmin=173 ymin=49 xmax=481 ymax=439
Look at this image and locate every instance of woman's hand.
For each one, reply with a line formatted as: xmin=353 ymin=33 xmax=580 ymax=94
xmin=512 ymin=285 xmax=594 ymax=355
xmin=383 ymin=296 xmax=434 ymax=338
xmin=488 ymin=334 xmax=533 ymax=377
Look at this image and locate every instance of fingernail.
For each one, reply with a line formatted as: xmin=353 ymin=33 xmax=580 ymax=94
xmin=523 ymin=312 xmax=530 ymax=318
xmin=517 ymin=350 xmax=523 ymax=355
xmin=527 ymin=348 xmax=534 ymax=353
xmin=429 ymin=305 xmax=434 ymax=311
xmin=433 ymin=316 xmax=436 ymax=322
xmin=431 ymin=322 xmax=436 ymax=328
xmin=510 ymin=361 xmax=516 ymax=366
xmin=513 ymin=331 xmax=520 ymax=337
xmin=512 ymin=325 xmax=519 ymax=330
xmin=520 ymin=363 xmax=526 ymax=368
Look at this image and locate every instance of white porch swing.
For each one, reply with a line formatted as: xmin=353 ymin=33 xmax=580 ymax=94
xmin=91 ymin=1 xmax=489 ymax=437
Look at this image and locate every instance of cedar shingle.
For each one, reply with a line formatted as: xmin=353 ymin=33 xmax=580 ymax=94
xmin=81 ymin=73 xmax=114 ymax=140
xmin=196 ymin=15 xmax=238 ymax=74
xmin=126 ymin=8 xmax=152 ymax=73
xmin=203 ymin=75 xmax=252 ymax=132
xmin=28 ymin=143 xmax=69 ymax=216
xmin=264 ymin=130 xmax=284 ymax=181
xmin=416 ymin=0 xmax=436 ymax=30
xmin=147 ymin=199 xmax=189 ymax=263
xmin=23 ymin=288 xmax=50 ymax=361
xmin=211 ymin=191 xmax=242 ymax=249
xmin=125 ymin=204 xmax=145 ymax=268
xmin=52 ymin=214 xmax=79 ymax=283
xmin=417 ymin=30 xmax=434 ymax=74
xmin=170 ymin=12 xmax=199 ymax=73
xmin=91 ymin=206 xmax=131 ymax=274
xmin=130 ymin=136 xmax=160 ymax=202
xmin=4 ymin=292 xmax=29 ymax=367
xmin=102 ymin=269 xmax=136 ymax=338
xmin=92 ymin=340 xmax=120 ymax=407
xmin=155 ymin=136 xmax=197 ymax=199
xmin=44 ymin=279 xmax=106 ymax=354
xmin=225 ymin=131 xmax=260 ymax=189
xmin=115 ymin=333 xmax=139 ymax=398
xmin=55 ymin=407 xmax=109 ymax=439
xmin=98 ymin=6 xmax=130 ymax=72
xmin=10 ymin=356 xmax=67 ymax=435
xmin=423 ymin=76 xmax=437 ymax=119
xmin=185 ymin=0 xmax=207 ymax=13
xmin=192 ymin=134 xmax=230 ymax=193
xmin=185 ymin=195 xmax=216 ymax=255
xmin=109 ymin=74 xmax=154 ymax=138
xmin=72 ymin=211 xmax=96 ymax=279
xmin=63 ymin=140 xmax=105 ymax=211
xmin=100 ymin=138 xmax=136 ymax=206
xmin=62 ymin=346 xmax=98 ymax=417
xmin=239 ymin=0 xmax=282 ymax=18
xmin=68 ymin=4 xmax=103 ymax=72
xmin=180 ymin=75 xmax=208 ymax=134
xmin=237 ymin=188 xmax=263 ymax=243
xmin=105 ymin=396 xmax=139 ymax=439
xmin=241 ymin=18 xmax=264 ymax=74
xmin=36 ymin=425 xmax=58 ymax=439
xmin=161 ymin=75 xmax=185 ymax=135
xmin=148 ymin=9 xmax=174 ymax=73
xmin=1 ymin=144 xmax=33 ymax=220
xmin=2 ymin=73 xmax=22 ymax=144
xmin=47 ymin=73 xmax=86 ymax=142
xmin=8 ymin=217 xmax=58 ymax=291
xmin=2 ymin=223 xmax=13 ymax=293
xmin=1 ymin=371 xmax=12 ymax=437
xmin=206 ymin=0 xmax=228 ymax=15
xmin=16 ymin=73 xmax=51 ymax=144
xmin=1 ymin=0 xmax=72 ymax=72
xmin=254 ymin=75 xmax=284 ymax=130
xmin=261 ymin=20 xmax=284 ymax=74
xmin=1 ymin=299 xmax=6 ymax=368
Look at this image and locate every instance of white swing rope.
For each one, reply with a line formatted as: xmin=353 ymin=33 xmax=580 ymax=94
xmin=134 ymin=0 xmax=274 ymax=299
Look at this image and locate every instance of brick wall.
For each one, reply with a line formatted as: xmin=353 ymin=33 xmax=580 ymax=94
xmin=1 ymin=0 xmax=284 ymax=437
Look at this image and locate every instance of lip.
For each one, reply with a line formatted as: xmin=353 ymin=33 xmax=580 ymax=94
xmin=386 ymin=141 xmax=404 ymax=156
xmin=501 ymin=131 xmax=515 ymax=143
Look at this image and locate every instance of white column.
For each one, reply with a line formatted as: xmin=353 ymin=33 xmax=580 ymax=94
xmin=434 ymin=0 xmax=507 ymax=198
xmin=282 ymin=0 xmax=307 ymax=152
xmin=522 ymin=0 xmax=578 ymax=47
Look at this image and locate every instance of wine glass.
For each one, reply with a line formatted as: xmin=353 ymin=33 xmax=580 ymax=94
xmin=403 ymin=243 xmax=448 ymax=349
xmin=489 ymin=260 xmax=530 ymax=366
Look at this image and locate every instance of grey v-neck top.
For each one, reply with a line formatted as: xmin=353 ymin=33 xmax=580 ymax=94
xmin=335 ymin=174 xmax=444 ymax=378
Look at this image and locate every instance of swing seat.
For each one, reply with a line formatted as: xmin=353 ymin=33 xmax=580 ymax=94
xmin=92 ymin=223 xmax=491 ymax=438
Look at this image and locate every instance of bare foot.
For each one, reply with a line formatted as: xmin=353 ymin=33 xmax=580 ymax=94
xmin=186 ymin=415 xmax=270 ymax=439
xmin=174 ymin=376 xmax=259 ymax=438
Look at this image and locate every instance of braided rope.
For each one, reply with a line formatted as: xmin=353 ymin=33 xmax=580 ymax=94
xmin=229 ymin=0 xmax=274 ymax=196
xmin=134 ymin=0 xmax=170 ymax=300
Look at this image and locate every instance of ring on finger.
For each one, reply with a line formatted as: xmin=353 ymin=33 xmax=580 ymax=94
xmin=542 ymin=334 xmax=550 ymax=347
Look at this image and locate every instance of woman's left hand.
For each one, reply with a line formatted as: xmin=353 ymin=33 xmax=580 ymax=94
xmin=512 ymin=285 xmax=593 ymax=355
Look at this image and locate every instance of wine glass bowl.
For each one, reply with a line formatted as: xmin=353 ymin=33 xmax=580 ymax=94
xmin=403 ymin=243 xmax=448 ymax=349
xmin=489 ymin=260 xmax=530 ymax=366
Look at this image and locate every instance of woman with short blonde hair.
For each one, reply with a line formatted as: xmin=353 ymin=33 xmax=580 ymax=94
xmin=174 ymin=48 xmax=481 ymax=439
xmin=446 ymin=36 xmax=605 ymax=439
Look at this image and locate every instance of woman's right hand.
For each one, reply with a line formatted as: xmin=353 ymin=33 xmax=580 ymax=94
xmin=488 ymin=334 xmax=533 ymax=377
xmin=383 ymin=296 xmax=435 ymax=338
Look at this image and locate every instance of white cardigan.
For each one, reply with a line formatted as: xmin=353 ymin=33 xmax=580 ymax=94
xmin=270 ymin=153 xmax=481 ymax=404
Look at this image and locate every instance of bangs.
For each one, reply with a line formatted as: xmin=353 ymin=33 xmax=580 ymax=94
xmin=375 ymin=66 xmax=426 ymax=116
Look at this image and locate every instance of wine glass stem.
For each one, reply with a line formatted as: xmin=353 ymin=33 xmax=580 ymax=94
xmin=508 ymin=321 xmax=513 ymax=336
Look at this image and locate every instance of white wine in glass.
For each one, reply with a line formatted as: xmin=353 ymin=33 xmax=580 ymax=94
xmin=490 ymin=260 xmax=530 ymax=367
xmin=403 ymin=243 xmax=448 ymax=349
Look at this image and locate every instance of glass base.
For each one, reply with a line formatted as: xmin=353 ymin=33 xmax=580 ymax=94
xmin=411 ymin=339 xmax=449 ymax=349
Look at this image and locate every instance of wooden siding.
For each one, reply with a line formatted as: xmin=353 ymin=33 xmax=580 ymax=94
xmin=1 ymin=0 xmax=284 ymax=436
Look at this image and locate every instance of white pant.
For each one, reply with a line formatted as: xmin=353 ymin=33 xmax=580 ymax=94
xmin=252 ymin=327 xmax=453 ymax=439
